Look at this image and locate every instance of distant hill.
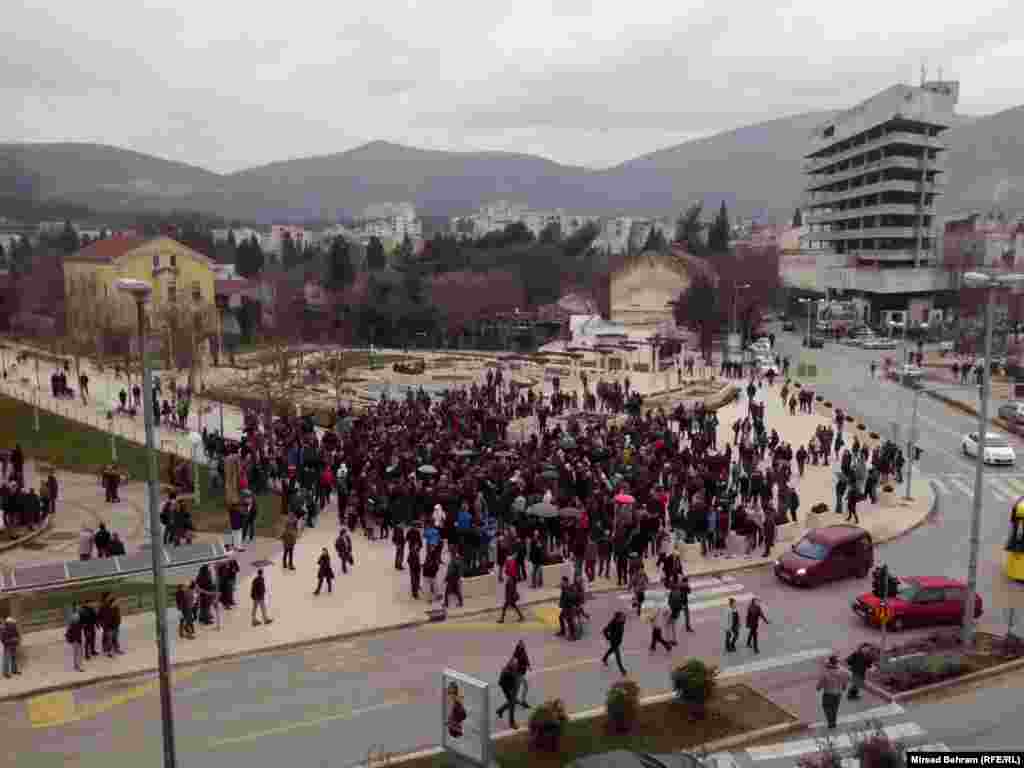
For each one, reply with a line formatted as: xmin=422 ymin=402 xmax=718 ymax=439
xmin=2 ymin=104 xmax=1022 ymax=224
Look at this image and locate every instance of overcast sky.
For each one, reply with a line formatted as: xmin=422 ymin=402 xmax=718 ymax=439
xmin=4 ymin=0 xmax=1022 ymax=173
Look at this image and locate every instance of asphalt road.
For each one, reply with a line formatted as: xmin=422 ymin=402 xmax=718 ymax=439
xmin=7 ymin=336 xmax=1018 ymax=767
xmin=778 ymin=329 xmax=1017 ymax=610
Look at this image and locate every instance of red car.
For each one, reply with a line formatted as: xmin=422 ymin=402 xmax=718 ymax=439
xmin=852 ymin=576 xmax=983 ymax=632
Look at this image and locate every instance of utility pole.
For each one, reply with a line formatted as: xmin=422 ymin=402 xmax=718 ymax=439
xmin=904 ymin=390 xmax=921 ymax=500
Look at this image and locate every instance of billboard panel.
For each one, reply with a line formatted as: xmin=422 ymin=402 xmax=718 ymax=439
xmin=442 ymin=669 xmax=491 ymax=766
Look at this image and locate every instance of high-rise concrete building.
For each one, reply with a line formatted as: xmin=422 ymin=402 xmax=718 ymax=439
xmin=802 ymin=79 xmax=959 ymax=328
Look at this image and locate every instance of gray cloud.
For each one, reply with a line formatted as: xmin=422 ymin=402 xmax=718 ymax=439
xmin=2 ymin=0 xmax=1022 ymax=172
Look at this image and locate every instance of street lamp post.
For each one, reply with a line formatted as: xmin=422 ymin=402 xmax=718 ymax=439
xmin=116 ymin=277 xmax=177 ymax=768
xmin=960 ymin=271 xmax=1024 ymax=645
xmin=34 ymin=358 xmax=40 ymax=432
xmin=799 ymin=297 xmax=814 ymax=346
xmin=189 ymin=431 xmax=202 ymax=507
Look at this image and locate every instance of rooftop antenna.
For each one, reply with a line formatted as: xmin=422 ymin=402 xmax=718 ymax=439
xmin=938 ymin=65 xmax=943 ymax=82
xmin=919 ymin=61 xmax=927 ymax=87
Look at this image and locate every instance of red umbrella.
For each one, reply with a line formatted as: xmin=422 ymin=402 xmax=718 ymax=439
xmin=614 ymin=493 xmax=635 ymax=504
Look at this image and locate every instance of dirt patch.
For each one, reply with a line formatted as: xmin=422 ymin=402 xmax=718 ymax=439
xmin=398 ymin=683 xmax=794 ymax=767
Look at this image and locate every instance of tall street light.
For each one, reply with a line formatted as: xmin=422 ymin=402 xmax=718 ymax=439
xmin=798 ymin=297 xmax=815 ymax=346
xmin=960 ymin=270 xmax=1024 ymax=645
xmin=116 ymin=277 xmax=177 ymax=768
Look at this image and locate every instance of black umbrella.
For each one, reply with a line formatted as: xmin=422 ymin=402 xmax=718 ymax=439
xmin=526 ymin=501 xmax=559 ymax=519
xmin=418 ymin=464 xmax=438 ymax=475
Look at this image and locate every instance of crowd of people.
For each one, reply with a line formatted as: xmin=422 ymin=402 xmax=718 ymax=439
xmin=1 ymin=449 xmax=59 ymax=531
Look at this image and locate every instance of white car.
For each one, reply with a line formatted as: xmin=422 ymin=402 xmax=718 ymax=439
xmin=961 ymin=432 xmax=1017 ymax=466
xmin=749 ymin=340 xmax=771 ymax=354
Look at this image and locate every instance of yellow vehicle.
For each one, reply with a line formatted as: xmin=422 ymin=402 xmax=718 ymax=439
xmin=1007 ymin=498 xmax=1024 ymax=581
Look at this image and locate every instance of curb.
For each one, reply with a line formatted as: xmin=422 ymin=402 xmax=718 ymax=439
xmin=355 ymin=684 xmax=805 ymax=768
xmin=862 ymin=653 xmax=1024 ymax=705
xmin=0 ymin=486 xmax=935 ymax=703
xmin=0 ymin=516 xmax=53 ymax=554
xmin=871 ymin=478 xmax=939 ymax=546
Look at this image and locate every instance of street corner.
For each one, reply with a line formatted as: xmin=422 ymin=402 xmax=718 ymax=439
xmin=870 ymin=476 xmax=938 ymax=544
xmin=25 ymin=690 xmax=75 ymax=728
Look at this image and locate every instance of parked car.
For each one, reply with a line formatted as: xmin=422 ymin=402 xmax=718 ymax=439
xmin=804 ymin=336 xmax=825 ymax=348
xmin=782 ymin=320 xmax=796 ymax=331
xmin=961 ymin=431 xmax=1016 ymax=465
xmin=997 ymin=402 xmax=1024 ymax=425
xmin=852 ymin=576 xmax=983 ymax=631
xmin=775 ymin=525 xmax=873 ymax=587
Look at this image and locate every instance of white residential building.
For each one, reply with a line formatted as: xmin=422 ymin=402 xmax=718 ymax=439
xmin=266 ymin=224 xmax=311 ymax=256
xmin=213 ymin=227 xmax=264 ymax=246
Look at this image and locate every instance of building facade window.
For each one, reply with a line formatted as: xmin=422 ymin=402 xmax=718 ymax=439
xmin=191 ymin=281 xmax=201 ymax=301
xmin=171 ymin=253 xmax=177 ymax=268
xmin=153 ymin=252 xmax=160 ymax=268
xmin=168 ymin=283 xmax=177 ymax=303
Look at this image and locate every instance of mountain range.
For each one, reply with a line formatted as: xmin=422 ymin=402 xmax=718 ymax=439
xmin=2 ymin=104 xmax=1023 ymax=225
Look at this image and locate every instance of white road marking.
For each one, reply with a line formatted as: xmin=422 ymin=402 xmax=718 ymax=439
xmin=719 ymin=647 xmax=833 ymax=678
xmin=626 ymin=590 xmax=755 ymax=613
xmin=988 ymin=479 xmax=1013 ymax=502
xmin=809 ymin=702 xmax=905 ymax=729
xmin=747 ymin=721 xmax=926 ymax=761
xmin=929 ymin=477 xmax=949 ymax=495
xmin=948 ymin=477 xmax=974 ymax=496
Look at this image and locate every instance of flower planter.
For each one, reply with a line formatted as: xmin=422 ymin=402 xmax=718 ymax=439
xmin=816 ymin=396 xmax=824 ymax=402
xmin=531 ymin=726 xmax=562 ymax=752
xmin=823 ymin=401 xmax=832 ymax=408
xmin=869 ymin=432 xmax=880 ymax=440
xmin=857 ymin=424 xmax=866 ymax=430
xmin=845 ymin=415 xmax=855 ymax=423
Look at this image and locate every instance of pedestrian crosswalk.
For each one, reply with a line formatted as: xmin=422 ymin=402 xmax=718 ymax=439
xmin=929 ymin=473 xmax=1024 ymax=503
xmin=618 ymin=575 xmax=752 ymax=615
xmin=727 ymin=709 xmax=949 ymax=766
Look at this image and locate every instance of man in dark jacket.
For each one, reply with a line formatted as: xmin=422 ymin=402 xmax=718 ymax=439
xmin=443 ymin=555 xmax=464 ymax=608
xmin=556 ymin=577 xmax=577 ymax=640
xmin=497 ymin=556 xmax=524 ymax=623
xmin=78 ymin=601 xmax=98 ymax=659
xmin=251 ymin=568 xmax=272 ymax=626
xmin=601 ymin=611 xmax=628 ymax=674
xmin=495 ymin=659 xmax=522 ymax=729
xmin=845 ymin=645 xmax=872 ymax=699
xmin=669 ymin=576 xmax=694 ymax=635
xmin=745 ymin=598 xmax=770 ymax=653
xmin=392 ymin=523 xmax=406 ymax=570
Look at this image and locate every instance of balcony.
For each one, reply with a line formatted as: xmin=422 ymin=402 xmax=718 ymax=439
xmin=845 ymin=249 xmax=936 ymax=262
xmin=805 ymin=133 xmax=945 ymax=173
xmin=822 ymin=265 xmax=951 ymax=294
xmin=806 ymin=178 xmax=946 ymax=207
xmin=805 ymin=203 xmax=924 ymax=225
xmin=813 ymin=226 xmax=924 ymax=241
xmin=806 ymin=156 xmax=945 ymax=191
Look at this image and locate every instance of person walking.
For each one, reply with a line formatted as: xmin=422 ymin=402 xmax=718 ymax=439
xmin=408 ymin=540 xmax=422 ymax=599
xmin=251 ymin=568 xmax=273 ymax=626
xmin=816 ymin=654 xmax=849 ymax=729
xmin=648 ymin=604 xmax=674 ymax=653
xmin=66 ymin=612 xmax=85 ymax=672
xmin=175 ymin=584 xmax=196 ymax=639
xmin=2 ymin=617 xmax=21 ymax=677
xmin=601 ymin=610 xmax=628 ymax=675
xmin=513 ymin=640 xmax=531 ymax=707
xmin=556 ymin=576 xmax=577 ymax=640
xmin=495 ymin=659 xmax=522 ymax=729
xmin=392 ymin=522 xmax=406 ymax=570
xmin=314 ymin=547 xmax=334 ymax=595
xmin=335 ymin=527 xmax=353 ymax=574
xmin=497 ymin=555 xmax=525 ymax=623
xmin=443 ymin=553 xmax=464 ymax=608
xmin=281 ymin=518 xmax=297 ymax=571
xmin=845 ymin=644 xmax=872 ymax=700
xmin=724 ymin=597 xmax=740 ymax=652
xmin=669 ymin=577 xmax=694 ymax=636
xmin=745 ymin=597 xmax=770 ymax=654
xmin=78 ymin=601 xmax=98 ymax=659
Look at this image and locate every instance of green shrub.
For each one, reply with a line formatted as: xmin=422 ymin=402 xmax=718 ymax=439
xmin=528 ymin=699 xmax=568 ymax=752
xmin=671 ymin=659 xmax=718 ymax=716
xmin=605 ymin=679 xmax=640 ymax=733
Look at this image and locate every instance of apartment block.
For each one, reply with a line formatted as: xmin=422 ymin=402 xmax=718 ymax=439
xmin=802 ymin=80 xmax=959 ymax=327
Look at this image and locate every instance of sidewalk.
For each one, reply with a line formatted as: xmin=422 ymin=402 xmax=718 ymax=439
xmin=0 ymin=383 xmax=933 ymax=703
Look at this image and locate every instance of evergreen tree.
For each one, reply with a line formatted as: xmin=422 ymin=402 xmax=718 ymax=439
xmin=398 ymin=234 xmax=414 ymax=264
xmin=707 ymin=201 xmax=731 ymax=254
xmin=59 ymin=220 xmax=80 ymax=254
xmin=235 ymin=235 xmax=264 ymax=278
xmin=675 ymin=204 xmax=705 ymax=256
xmin=325 ymin=236 xmax=354 ymax=291
xmin=366 ymin=236 xmax=386 ymax=270
xmin=281 ymin=232 xmax=301 ymax=269
xmin=0 ymin=242 xmax=6 ymax=268
xmin=539 ymin=221 xmax=561 ymax=243
xmin=642 ymin=227 xmax=668 ymax=253
xmin=11 ymin=236 xmax=33 ymax=274
xmin=792 ymin=208 xmax=803 ymax=227
xmin=227 ymin=229 xmax=237 ymax=248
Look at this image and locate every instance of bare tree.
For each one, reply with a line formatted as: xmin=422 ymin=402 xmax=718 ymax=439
xmin=151 ymin=300 xmax=219 ymax=389
xmin=63 ymin=272 xmax=121 ymax=375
